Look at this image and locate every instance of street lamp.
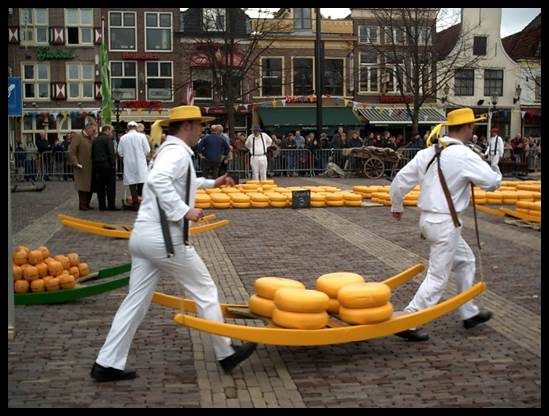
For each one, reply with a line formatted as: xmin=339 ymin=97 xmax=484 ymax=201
xmin=487 ymin=95 xmax=498 ymax=137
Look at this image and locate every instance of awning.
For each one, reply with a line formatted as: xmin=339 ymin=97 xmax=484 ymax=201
xmin=257 ymin=107 xmax=364 ymax=130
xmin=117 ymin=109 xmax=169 ymax=122
xmin=356 ymin=107 xmax=446 ymax=125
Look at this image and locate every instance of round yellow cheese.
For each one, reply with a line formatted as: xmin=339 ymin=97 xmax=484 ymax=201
xmin=327 ymin=298 xmax=340 ymax=314
xmin=325 ymin=192 xmax=343 ymax=201
xmin=250 ymin=193 xmax=270 ymax=203
xmin=195 ymin=202 xmax=211 ymax=209
xmin=211 ymin=202 xmax=231 ymax=209
xmin=272 ymin=308 xmax=329 ymax=330
xmin=265 ymin=192 xmax=287 ymax=202
xmin=341 ymin=192 xmax=362 ymax=201
xmin=274 ymin=288 xmax=329 ymax=313
xmin=210 ymin=193 xmax=231 ymax=203
xmin=270 ymin=201 xmax=287 ymax=208
xmin=230 ymin=193 xmax=251 ymax=203
xmin=221 ymin=187 xmax=239 ymax=193
xmin=338 ymin=303 xmax=394 ymax=324
xmin=344 ymin=200 xmax=362 ymax=207
xmin=195 ymin=194 xmax=212 ymax=203
xmin=337 ymin=282 xmax=391 ymax=309
xmin=248 ymin=294 xmax=276 ymax=318
xmin=326 ymin=200 xmax=344 ymax=207
xmin=232 ymin=202 xmax=251 ymax=208
xmin=311 ymin=201 xmax=326 ymax=208
xmin=255 ymin=277 xmax=305 ymax=299
xmin=310 ymin=193 xmax=326 ymax=202
xmin=316 ymin=272 xmax=365 ymax=298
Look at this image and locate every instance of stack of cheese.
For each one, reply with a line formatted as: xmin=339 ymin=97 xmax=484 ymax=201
xmin=230 ymin=192 xmax=251 ymax=208
xmin=337 ymin=282 xmax=393 ymax=324
xmin=315 ymin=272 xmax=365 ymax=315
xmin=516 ymin=200 xmax=541 ymax=220
xmin=248 ymin=277 xmax=305 ymax=318
xmin=210 ymin=192 xmax=231 ymax=209
xmin=272 ymin=288 xmax=330 ymax=329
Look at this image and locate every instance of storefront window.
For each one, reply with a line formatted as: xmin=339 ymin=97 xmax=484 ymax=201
xmin=192 ymin=69 xmax=213 ymax=99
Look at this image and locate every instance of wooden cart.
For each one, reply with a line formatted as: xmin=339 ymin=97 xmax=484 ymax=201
xmin=342 ymin=146 xmax=409 ymax=179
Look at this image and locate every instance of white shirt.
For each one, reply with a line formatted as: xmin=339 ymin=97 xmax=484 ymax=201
xmin=245 ymin=133 xmax=272 ymax=156
xmin=136 ymin=136 xmax=215 ymax=229
xmin=391 ymin=137 xmax=502 ymax=215
xmin=485 ymin=135 xmax=504 ymax=159
xmin=117 ymin=130 xmax=151 ymax=185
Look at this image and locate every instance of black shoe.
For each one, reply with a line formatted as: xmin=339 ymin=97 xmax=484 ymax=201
xmin=395 ymin=329 xmax=430 ymax=342
xmin=463 ymin=310 xmax=492 ymax=329
xmin=90 ymin=362 xmax=138 ymax=382
xmin=108 ymin=207 xmax=121 ymax=211
xmin=219 ymin=343 xmax=257 ymax=373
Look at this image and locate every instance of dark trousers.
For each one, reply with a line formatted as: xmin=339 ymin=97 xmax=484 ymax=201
xmin=78 ymin=191 xmax=93 ymax=210
xmin=202 ymin=159 xmax=221 ymax=179
xmin=94 ymin=166 xmax=116 ymax=210
xmin=129 ymin=183 xmax=144 ymax=208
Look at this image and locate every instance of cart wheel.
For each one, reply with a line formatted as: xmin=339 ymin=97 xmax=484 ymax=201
xmin=363 ymin=157 xmax=385 ymax=179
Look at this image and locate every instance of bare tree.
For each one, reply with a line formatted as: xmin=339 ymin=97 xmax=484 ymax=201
xmin=187 ymin=8 xmax=292 ymax=138
xmin=365 ymin=8 xmax=483 ymax=136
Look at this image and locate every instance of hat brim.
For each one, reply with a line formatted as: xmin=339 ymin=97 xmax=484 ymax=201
xmin=445 ymin=116 xmax=486 ymax=126
xmin=157 ymin=116 xmax=215 ymax=127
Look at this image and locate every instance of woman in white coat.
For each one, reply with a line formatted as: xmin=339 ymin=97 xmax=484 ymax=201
xmin=117 ymin=121 xmax=151 ymax=210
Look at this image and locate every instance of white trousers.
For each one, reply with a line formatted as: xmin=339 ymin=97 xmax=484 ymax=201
xmin=488 ymin=154 xmax=501 ymax=175
xmin=250 ymin=155 xmax=268 ymax=181
xmin=96 ymin=222 xmax=234 ymax=370
xmin=405 ymin=213 xmax=479 ymax=321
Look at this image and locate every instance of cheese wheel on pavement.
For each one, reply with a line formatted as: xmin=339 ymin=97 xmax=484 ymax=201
xmin=326 ymin=200 xmax=344 ymax=207
xmin=248 ymin=294 xmax=276 ymax=318
xmin=211 ymin=202 xmax=231 ymax=209
xmin=195 ymin=203 xmax=211 ymax=209
xmin=311 ymin=193 xmax=326 ymax=202
xmin=311 ymin=201 xmax=326 ymax=208
xmin=230 ymin=193 xmax=251 ymax=203
xmin=327 ymin=298 xmax=340 ymax=314
xmin=316 ymin=272 xmax=365 ymax=298
xmin=254 ymin=277 xmax=305 ymax=299
xmin=338 ymin=282 xmax=391 ymax=309
xmin=250 ymin=193 xmax=270 ymax=203
xmin=274 ymin=288 xmax=329 ymax=313
xmin=344 ymin=200 xmax=362 ymax=207
xmin=210 ymin=193 xmax=231 ymax=203
xmin=265 ymin=193 xmax=287 ymax=202
xmin=342 ymin=192 xmax=362 ymax=201
xmin=338 ymin=303 xmax=394 ymax=325
xmin=232 ymin=202 xmax=251 ymax=209
xmin=251 ymin=201 xmax=270 ymax=208
xmin=272 ymin=308 xmax=329 ymax=330
xmin=195 ymin=194 xmax=212 ymax=203
xmin=325 ymin=192 xmax=343 ymax=201
xmin=270 ymin=201 xmax=287 ymax=208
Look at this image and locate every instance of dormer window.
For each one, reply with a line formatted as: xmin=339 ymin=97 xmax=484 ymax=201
xmin=203 ymin=8 xmax=226 ymax=32
xmin=294 ymin=8 xmax=311 ymax=30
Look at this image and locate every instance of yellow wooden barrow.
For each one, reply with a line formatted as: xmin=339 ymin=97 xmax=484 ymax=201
xmin=57 ymin=213 xmax=228 ymax=239
xmin=151 ymin=264 xmax=487 ymax=346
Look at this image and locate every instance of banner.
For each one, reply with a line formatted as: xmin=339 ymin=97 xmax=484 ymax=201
xmin=7 ymin=77 xmax=22 ymax=117
xmin=100 ymin=19 xmax=112 ymax=125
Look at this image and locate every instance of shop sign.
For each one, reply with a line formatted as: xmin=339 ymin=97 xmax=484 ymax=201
xmin=36 ymin=47 xmax=76 ymax=61
xmin=379 ymin=95 xmax=413 ymax=104
xmin=122 ymin=52 xmax=160 ymax=60
xmin=123 ymin=100 xmax=162 ymax=110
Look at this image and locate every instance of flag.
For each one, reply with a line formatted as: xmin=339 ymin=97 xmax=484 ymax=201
xmin=186 ymin=85 xmax=194 ymax=106
xmin=100 ymin=18 xmax=112 ymax=125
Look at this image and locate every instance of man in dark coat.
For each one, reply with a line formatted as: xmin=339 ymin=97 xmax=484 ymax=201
xmin=92 ymin=125 xmax=118 ymax=210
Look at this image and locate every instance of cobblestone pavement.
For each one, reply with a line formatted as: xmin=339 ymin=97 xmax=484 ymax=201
xmin=9 ymin=177 xmax=541 ymax=407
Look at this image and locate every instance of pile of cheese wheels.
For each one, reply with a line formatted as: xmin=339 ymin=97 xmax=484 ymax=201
xmin=195 ymin=180 xmax=364 ymax=209
xmin=353 ymin=180 xmax=541 ymax=207
xmin=248 ymin=272 xmax=393 ymax=329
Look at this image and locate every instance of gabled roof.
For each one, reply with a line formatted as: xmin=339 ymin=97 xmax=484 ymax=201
xmin=524 ymin=13 xmax=541 ymax=31
xmin=433 ymin=23 xmax=461 ymax=59
xmin=502 ymin=18 xmax=541 ymax=60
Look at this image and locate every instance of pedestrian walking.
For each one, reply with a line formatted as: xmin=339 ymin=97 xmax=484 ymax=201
xmin=484 ymin=127 xmax=504 ymax=175
xmin=197 ymin=124 xmax=230 ymax=179
xmin=91 ymin=106 xmax=256 ymax=382
xmin=390 ymin=108 xmax=501 ymax=341
xmin=117 ymin=121 xmax=151 ymax=210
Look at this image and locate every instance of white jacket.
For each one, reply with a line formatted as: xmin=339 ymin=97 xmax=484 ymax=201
xmin=245 ymin=133 xmax=272 ymax=156
xmin=391 ymin=137 xmax=502 ymax=214
xmin=136 ymin=136 xmax=215 ymax=227
xmin=485 ymin=135 xmax=504 ymax=166
xmin=117 ymin=131 xmax=151 ymax=185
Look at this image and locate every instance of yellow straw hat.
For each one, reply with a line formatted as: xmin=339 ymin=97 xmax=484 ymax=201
xmin=157 ymin=105 xmax=214 ymax=127
xmin=427 ymin=108 xmax=486 ymax=146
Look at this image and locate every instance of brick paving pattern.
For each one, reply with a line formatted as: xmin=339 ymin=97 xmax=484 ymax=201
xmin=8 ymin=178 xmax=540 ymax=407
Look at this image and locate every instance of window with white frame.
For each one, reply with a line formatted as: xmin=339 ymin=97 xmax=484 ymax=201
xmin=383 ymin=54 xmax=405 ymax=93
xmin=109 ymin=11 xmax=137 ymax=51
xmin=419 ymin=27 xmax=431 ymax=45
xmin=19 ymin=8 xmax=49 ymax=44
xmin=484 ymin=69 xmax=503 ymax=96
xmin=66 ymin=63 xmax=95 ymax=100
xmin=202 ymin=8 xmax=226 ymax=32
xmin=454 ymin=68 xmax=475 ymax=96
xmin=146 ymin=61 xmax=173 ymax=101
xmin=110 ymin=61 xmax=137 ymax=100
xmin=22 ymin=63 xmax=49 ymax=100
xmin=385 ymin=27 xmax=405 ymax=45
xmin=358 ymin=25 xmax=378 ymax=44
xmin=145 ymin=12 xmax=172 ymax=52
xmin=65 ymin=9 xmax=93 ymax=46
xmin=358 ymin=52 xmax=378 ymax=93
xmin=323 ymin=59 xmax=344 ymax=96
xmin=261 ymin=57 xmax=283 ymax=96
xmin=192 ymin=69 xmax=213 ymax=99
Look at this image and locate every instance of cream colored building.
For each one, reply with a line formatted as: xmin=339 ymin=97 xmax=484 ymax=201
xmin=437 ymin=8 xmax=522 ymax=139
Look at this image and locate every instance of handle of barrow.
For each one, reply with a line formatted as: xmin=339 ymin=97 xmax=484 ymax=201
xmin=470 ymin=183 xmax=484 ymax=283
